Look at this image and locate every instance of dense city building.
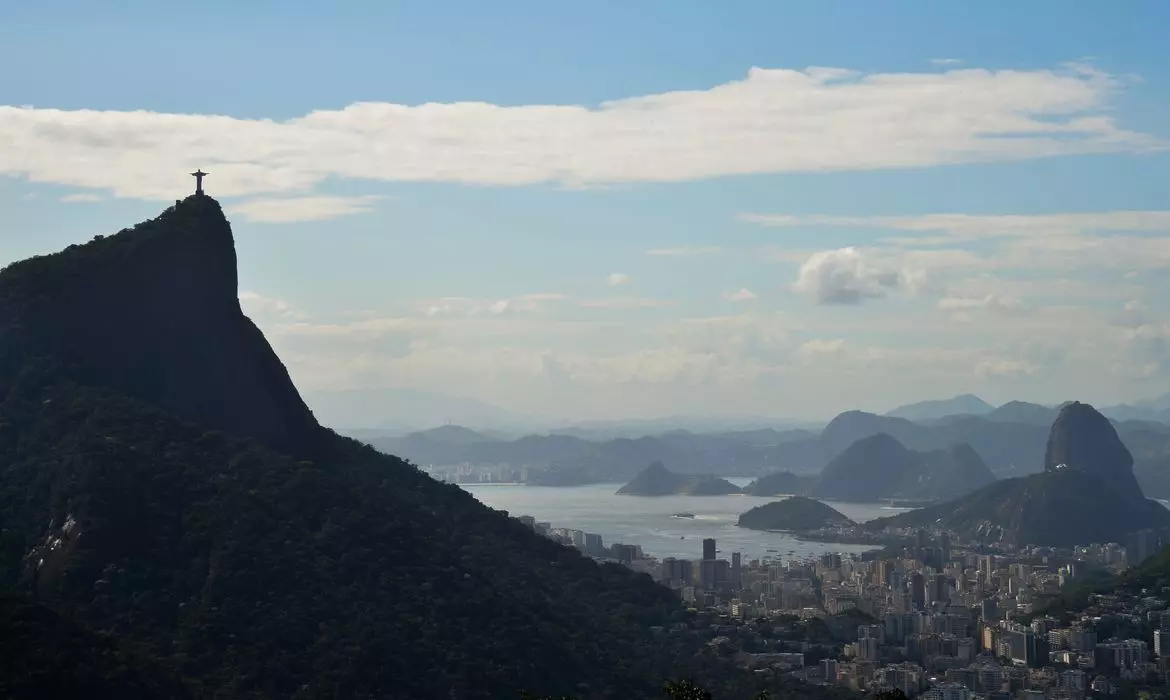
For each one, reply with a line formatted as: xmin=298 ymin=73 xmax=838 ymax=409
xmin=510 ymin=511 xmax=1170 ymax=698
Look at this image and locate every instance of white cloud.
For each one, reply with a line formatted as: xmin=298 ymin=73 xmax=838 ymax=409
xmin=230 ymin=195 xmax=380 ymax=223
xmin=580 ymin=297 xmax=673 ymax=309
xmin=930 ymin=58 xmax=964 ymax=66
xmin=937 ymin=294 xmax=1025 ymax=312
xmin=975 ymin=358 xmax=1037 ymax=379
xmin=722 ymin=288 xmax=758 ymax=302
xmin=420 ymin=293 xmax=566 ymax=317
xmin=60 ymin=192 xmax=101 ymax=203
xmin=241 ymin=292 xmax=1170 ymax=421
xmin=740 ymin=210 xmax=1170 ymax=242
xmin=0 ymin=64 xmax=1159 ymax=200
xmin=605 ymin=272 xmax=631 ymax=287
xmin=793 ymin=247 xmax=932 ymax=304
xmin=239 ymin=291 xmax=300 ymax=318
xmin=646 ymin=246 xmax=722 ymax=257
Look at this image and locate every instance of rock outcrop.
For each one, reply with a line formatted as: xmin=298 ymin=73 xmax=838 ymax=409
xmin=0 ymin=196 xmax=318 ymax=455
xmin=866 ymin=401 xmax=1170 ymax=547
xmin=1045 ymin=401 xmax=1144 ymax=501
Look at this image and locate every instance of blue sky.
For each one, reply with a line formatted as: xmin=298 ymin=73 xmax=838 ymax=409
xmin=2 ymin=1 xmax=1170 ymax=427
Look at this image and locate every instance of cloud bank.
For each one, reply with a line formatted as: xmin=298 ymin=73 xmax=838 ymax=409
xmin=0 ymin=64 xmax=1159 ymax=202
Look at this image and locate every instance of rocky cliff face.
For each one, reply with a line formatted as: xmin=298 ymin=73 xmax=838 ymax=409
xmin=1045 ymin=401 xmax=1144 ymax=501
xmin=0 ymin=195 xmax=319 ymax=454
xmin=867 ymin=401 xmax=1170 ymax=546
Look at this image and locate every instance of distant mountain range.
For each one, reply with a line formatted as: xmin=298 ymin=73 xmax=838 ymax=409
xmin=321 ymin=390 xmax=1170 ymax=438
xmin=809 ymin=434 xmax=995 ymax=503
xmin=615 ymin=461 xmax=741 ymax=496
xmin=886 ymin=394 xmax=994 ymax=421
xmin=866 ymin=402 xmax=1170 ymax=547
xmin=886 ymin=393 xmax=1170 ymax=425
xmin=0 ymin=195 xmax=711 ymax=698
xmin=371 ymin=400 xmax=1170 ymax=497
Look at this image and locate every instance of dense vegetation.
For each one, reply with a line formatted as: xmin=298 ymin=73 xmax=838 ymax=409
xmin=867 ymin=403 xmax=1170 ymax=547
xmin=0 ymin=377 xmax=706 ymax=698
xmin=0 ymin=591 xmax=189 ymax=699
xmin=737 ymin=498 xmax=853 ymax=532
xmin=867 ymin=468 xmax=1170 ymax=547
xmin=0 ymin=197 xmax=819 ymax=699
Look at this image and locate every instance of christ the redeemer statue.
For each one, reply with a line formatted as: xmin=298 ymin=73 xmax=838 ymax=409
xmin=191 ymin=169 xmax=208 ymax=196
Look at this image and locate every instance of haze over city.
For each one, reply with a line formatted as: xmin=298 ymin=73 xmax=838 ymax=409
xmin=3 ymin=1 xmax=1170 ymax=428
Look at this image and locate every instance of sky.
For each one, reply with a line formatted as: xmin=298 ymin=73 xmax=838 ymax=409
xmin=2 ymin=1 xmax=1170 ymax=426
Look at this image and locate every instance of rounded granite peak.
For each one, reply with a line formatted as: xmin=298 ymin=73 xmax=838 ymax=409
xmin=1044 ymin=400 xmax=1142 ymax=501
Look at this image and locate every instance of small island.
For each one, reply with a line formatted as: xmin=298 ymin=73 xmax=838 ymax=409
xmin=737 ymin=497 xmax=854 ymax=532
xmin=616 ymin=461 xmax=742 ymax=496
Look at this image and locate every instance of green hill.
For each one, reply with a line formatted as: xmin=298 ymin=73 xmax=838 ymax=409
xmin=0 ymin=196 xmax=715 ymax=699
xmin=864 ymin=402 xmax=1170 ymax=548
xmin=0 ymin=591 xmax=189 ymax=699
xmin=737 ymin=498 xmax=853 ymax=532
xmin=616 ymin=461 xmax=742 ymax=496
xmin=809 ymin=433 xmax=995 ymax=503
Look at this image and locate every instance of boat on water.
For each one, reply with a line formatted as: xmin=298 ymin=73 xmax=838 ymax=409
xmin=672 ymin=512 xmax=696 ymax=519
xmin=766 ymin=548 xmax=778 ymax=553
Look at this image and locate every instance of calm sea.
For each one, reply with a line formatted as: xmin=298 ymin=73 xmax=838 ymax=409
xmin=461 ymin=478 xmax=907 ymax=562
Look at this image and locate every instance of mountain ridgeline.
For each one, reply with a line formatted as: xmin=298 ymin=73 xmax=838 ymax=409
xmin=0 ymin=198 xmax=318 ymax=455
xmin=0 ymin=196 xmax=733 ymax=699
xmin=867 ymin=402 xmax=1170 ymax=547
xmin=616 ymin=461 xmax=742 ymax=496
xmin=809 ymin=434 xmax=995 ymax=503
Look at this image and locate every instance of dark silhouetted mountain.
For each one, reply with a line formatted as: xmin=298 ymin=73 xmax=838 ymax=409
xmin=737 ymin=498 xmax=853 ymax=532
xmin=0 ymin=196 xmax=737 ymax=699
xmin=616 ymin=461 xmax=741 ymax=496
xmin=742 ymin=471 xmax=816 ymax=496
xmin=1 ymin=591 xmax=188 ymax=699
xmin=866 ymin=402 xmax=1170 ymax=547
xmin=986 ymin=401 xmax=1059 ymax=426
xmin=885 ymin=394 xmax=994 ymax=421
xmin=1045 ymin=401 xmax=1144 ymax=501
xmin=809 ymin=434 xmax=995 ymax=503
xmin=0 ymin=197 xmax=317 ymax=455
xmin=865 ymin=469 xmax=1170 ymax=547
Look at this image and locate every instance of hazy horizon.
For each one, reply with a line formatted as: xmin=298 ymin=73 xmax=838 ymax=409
xmin=4 ymin=1 xmax=1170 ymax=422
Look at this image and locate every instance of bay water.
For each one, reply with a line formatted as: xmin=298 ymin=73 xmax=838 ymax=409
xmin=462 ymin=478 xmax=907 ymax=562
